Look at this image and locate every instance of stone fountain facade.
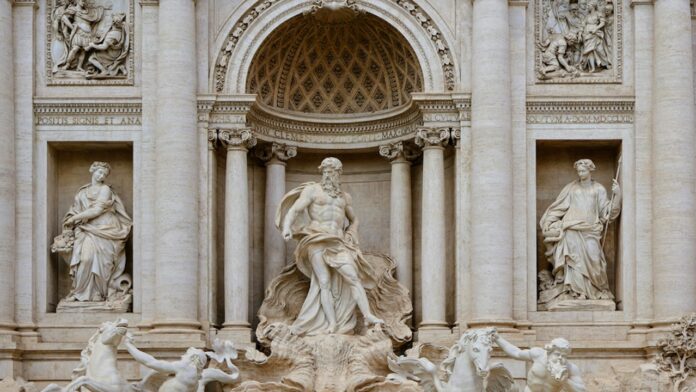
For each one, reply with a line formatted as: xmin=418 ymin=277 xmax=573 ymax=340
xmin=0 ymin=0 xmax=695 ymax=390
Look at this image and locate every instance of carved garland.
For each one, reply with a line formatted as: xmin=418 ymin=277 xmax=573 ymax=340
xmin=214 ymin=0 xmax=455 ymax=92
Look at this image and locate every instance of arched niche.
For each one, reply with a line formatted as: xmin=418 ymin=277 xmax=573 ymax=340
xmin=211 ymin=0 xmax=459 ymax=95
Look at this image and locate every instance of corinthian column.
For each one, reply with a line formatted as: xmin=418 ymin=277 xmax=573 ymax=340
xmin=0 ymin=0 xmax=16 ymax=333
xmin=257 ymin=143 xmax=297 ymax=289
xmin=470 ymin=0 xmax=514 ymax=325
xmin=152 ymin=0 xmax=200 ymax=334
xmin=379 ymin=141 xmax=418 ymax=294
xmin=416 ymin=128 xmax=450 ymax=338
xmin=220 ymin=129 xmax=256 ymax=342
xmin=652 ymin=0 xmax=696 ymax=320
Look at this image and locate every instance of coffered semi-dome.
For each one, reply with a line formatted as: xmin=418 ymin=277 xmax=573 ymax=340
xmin=246 ymin=12 xmax=424 ymax=116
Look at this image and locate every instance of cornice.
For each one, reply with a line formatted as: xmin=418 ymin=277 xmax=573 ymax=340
xmin=34 ymin=98 xmax=142 ymax=114
xmin=13 ymin=0 xmax=38 ymax=7
xmin=526 ymin=98 xmax=634 ymax=124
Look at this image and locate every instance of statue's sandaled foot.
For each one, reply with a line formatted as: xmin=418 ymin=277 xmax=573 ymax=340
xmin=364 ymin=315 xmax=384 ymax=327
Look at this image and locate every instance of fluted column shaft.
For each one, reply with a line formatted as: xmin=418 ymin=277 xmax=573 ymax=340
xmin=417 ymin=129 xmax=450 ymax=331
xmin=470 ymin=0 xmax=514 ymax=323
xmin=652 ymin=0 xmax=696 ymax=319
xmin=153 ymin=0 xmax=199 ymax=331
xmin=380 ymin=142 xmax=415 ymax=294
xmin=0 ymin=0 xmax=16 ymax=332
xmin=221 ymin=130 xmax=256 ymax=334
xmin=258 ymin=143 xmax=297 ymax=289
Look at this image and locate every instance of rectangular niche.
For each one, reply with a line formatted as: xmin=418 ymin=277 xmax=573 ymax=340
xmin=46 ymin=142 xmax=134 ymax=312
xmin=535 ymin=140 xmax=622 ymax=311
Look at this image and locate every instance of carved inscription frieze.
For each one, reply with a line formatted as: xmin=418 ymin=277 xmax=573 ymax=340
xmin=47 ymin=0 xmax=134 ymax=85
xmin=526 ymin=99 xmax=633 ymax=124
xmin=535 ymin=0 xmax=622 ymax=83
xmin=34 ymin=100 xmax=141 ymax=130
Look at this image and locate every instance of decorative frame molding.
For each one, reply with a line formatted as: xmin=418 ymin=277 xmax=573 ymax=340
xmin=391 ymin=0 xmax=455 ymax=91
xmin=45 ymin=0 xmax=135 ymax=86
xmin=526 ymin=98 xmax=634 ymax=124
xmin=534 ymin=0 xmax=623 ymax=84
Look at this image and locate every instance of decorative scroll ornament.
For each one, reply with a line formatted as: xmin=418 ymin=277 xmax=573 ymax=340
xmin=415 ymin=128 xmax=450 ymax=148
xmin=305 ymin=0 xmax=361 ymax=14
xmin=255 ymin=142 xmax=298 ymax=162
xmin=48 ymin=0 xmax=134 ymax=85
xmin=218 ymin=129 xmax=257 ymax=150
xmin=379 ymin=141 xmax=420 ymax=162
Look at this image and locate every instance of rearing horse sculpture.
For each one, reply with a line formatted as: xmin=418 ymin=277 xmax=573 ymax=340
xmin=42 ymin=318 xmax=132 ymax=392
xmin=388 ymin=328 xmax=517 ymax=392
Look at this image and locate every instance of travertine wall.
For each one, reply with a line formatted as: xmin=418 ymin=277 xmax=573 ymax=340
xmin=0 ymin=0 xmax=695 ymax=389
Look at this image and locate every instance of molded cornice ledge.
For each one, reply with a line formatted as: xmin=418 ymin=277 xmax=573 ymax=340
xmin=630 ymin=0 xmax=653 ymax=6
xmin=508 ymin=0 xmax=529 ymax=6
xmin=139 ymin=0 xmax=159 ymax=5
xmin=12 ymin=0 xmax=37 ymax=7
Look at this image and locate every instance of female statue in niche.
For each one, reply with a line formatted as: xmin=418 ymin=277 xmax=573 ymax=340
xmin=52 ymin=161 xmax=132 ymax=309
xmin=538 ymin=158 xmax=621 ymax=311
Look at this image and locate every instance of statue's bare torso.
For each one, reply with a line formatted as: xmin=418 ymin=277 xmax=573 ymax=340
xmin=525 ymin=357 xmax=565 ymax=392
xmin=306 ymin=184 xmax=349 ymax=237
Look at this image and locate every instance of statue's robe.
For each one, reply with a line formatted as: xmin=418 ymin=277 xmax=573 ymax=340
xmin=65 ymin=184 xmax=132 ymax=301
xmin=540 ymin=180 xmax=620 ymax=301
xmin=258 ymin=182 xmax=411 ymax=344
xmin=273 ymin=183 xmax=377 ymax=336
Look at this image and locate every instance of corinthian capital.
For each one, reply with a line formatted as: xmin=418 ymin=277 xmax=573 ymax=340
xmin=218 ymin=129 xmax=257 ymax=151
xmin=379 ymin=141 xmax=420 ymax=162
xmin=256 ymin=142 xmax=298 ymax=164
xmin=415 ymin=128 xmax=450 ymax=149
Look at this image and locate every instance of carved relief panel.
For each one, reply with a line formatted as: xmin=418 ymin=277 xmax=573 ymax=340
xmin=535 ymin=0 xmax=622 ymax=83
xmin=47 ymin=0 xmax=134 ymax=85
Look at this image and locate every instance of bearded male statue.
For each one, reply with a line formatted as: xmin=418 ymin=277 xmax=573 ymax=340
xmin=254 ymin=157 xmax=411 ymax=347
xmin=277 ymin=157 xmax=384 ymax=335
xmin=495 ymin=335 xmax=586 ymax=392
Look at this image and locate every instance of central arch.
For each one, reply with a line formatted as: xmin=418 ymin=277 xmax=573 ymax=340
xmin=212 ymin=0 xmax=458 ymax=94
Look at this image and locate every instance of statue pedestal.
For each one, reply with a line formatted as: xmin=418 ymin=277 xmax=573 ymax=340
xmin=56 ymin=294 xmax=132 ymax=313
xmin=540 ymin=299 xmax=616 ymax=312
xmin=230 ymin=324 xmax=416 ymax=392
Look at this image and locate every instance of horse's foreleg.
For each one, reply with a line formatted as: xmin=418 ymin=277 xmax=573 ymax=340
xmin=65 ymin=377 xmax=124 ymax=392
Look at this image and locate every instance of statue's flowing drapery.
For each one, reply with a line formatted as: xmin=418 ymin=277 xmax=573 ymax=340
xmin=257 ymin=182 xmax=411 ymax=345
xmin=540 ymin=180 xmax=620 ymax=300
xmin=65 ymin=184 xmax=132 ymax=301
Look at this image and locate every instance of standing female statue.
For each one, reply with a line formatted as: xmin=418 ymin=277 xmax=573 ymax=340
xmin=580 ymin=0 xmax=610 ymax=73
xmin=539 ymin=159 xmax=621 ymax=310
xmin=53 ymin=161 xmax=132 ymax=305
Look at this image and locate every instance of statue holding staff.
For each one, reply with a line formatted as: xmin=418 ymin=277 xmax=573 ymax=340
xmin=538 ymin=158 xmax=621 ymax=311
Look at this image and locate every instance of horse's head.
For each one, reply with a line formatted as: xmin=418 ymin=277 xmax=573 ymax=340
xmin=98 ymin=318 xmax=129 ymax=346
xmin=458 ymin=328 xmax=496 ymax=378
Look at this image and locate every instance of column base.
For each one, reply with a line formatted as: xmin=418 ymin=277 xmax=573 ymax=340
xmin=416 ymin=321 xmax=453 ymax=346
xmin=218 ymin=323 xmax=254 ymax=349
